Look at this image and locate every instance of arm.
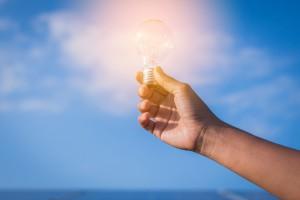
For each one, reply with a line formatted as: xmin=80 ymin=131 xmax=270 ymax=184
xmin=201 ymin=124 xmax=300 ymax=199
xmin=136 ymin=67 xmax=300 ymax=199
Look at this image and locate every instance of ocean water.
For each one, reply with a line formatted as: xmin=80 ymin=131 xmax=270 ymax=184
xmin=0 ymin=190 xmax=278 ymax=200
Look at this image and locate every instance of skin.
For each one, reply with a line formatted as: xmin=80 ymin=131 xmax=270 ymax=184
xmin=136 ymin=67 xmax=300 ymax=200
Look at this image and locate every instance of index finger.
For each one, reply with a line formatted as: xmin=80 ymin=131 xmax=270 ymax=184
xmin=136 ymin=71 xmax=143 ymax=84
xmin=136 ymin=71 xmax=169 ymax=97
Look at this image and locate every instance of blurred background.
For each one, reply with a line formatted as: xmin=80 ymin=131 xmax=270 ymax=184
xmin=0 ymin=0 xmax=299 ymax=192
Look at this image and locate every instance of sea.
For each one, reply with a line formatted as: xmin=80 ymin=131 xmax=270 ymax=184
xmin=0 ymin=190 xmax=278 ymax=200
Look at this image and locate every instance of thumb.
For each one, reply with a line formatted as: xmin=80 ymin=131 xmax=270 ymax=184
xmin=154 ymin=67 xmax=184 ymax=94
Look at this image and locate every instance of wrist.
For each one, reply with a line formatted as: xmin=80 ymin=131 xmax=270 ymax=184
xmin=194 ymin=121 xmax=228 ymax=158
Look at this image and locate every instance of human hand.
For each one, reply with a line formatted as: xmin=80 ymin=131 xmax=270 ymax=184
xmin=136 ymin=67 xmax=300 ymax=199
xmin=136 ymin=67 xmax=224 ymax=154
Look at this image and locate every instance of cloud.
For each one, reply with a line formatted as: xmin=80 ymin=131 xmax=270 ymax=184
xmin=0 ymin=65 xmax=25 ymax=95
xmin=3 ymin=0 xmax=231 ymax=113
xmin=220 ymin=76 xmax=300 ymax=136
xmin=0 ymin=0 xmax=299 ymax=137
xmin=0 ymin=66 xmax=65 ymax=112
xmin=36 ymin=0 xmax=234 ymax=112
xmin=222 ymin=77 xmax=299 ymax=116
xmin=0 ymin=18 xmax=17 ymax=31
xmin=0 ymin=23 xmax=68 ymax=112
xmin=0 ymin=98 xmax=63 ymax=112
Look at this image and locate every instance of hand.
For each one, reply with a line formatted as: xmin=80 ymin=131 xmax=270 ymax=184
xmin=136 ymin=67 xmax=300 ymax=199
xmin=136 ymin=67 xmax=224 ymax=153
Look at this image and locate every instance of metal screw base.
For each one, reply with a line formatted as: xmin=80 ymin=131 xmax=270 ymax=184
xmin=143 ymin=67 xmax=155 ymax=85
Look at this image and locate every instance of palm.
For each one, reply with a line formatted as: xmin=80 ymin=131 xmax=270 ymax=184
xmin=151 ymin=92 xmax=202 ymax=151
xmin=137 ymin=70 xmax=213 ymax=151
xmin=137 ymin=67 xmax=220 ymax=150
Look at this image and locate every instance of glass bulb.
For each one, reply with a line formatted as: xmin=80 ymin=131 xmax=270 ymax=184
xmin=136 ymin=19 xmax=173 ymax=85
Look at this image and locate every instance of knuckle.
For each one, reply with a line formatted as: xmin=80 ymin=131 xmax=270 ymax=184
xmin=138 ymin=87 xmax=144 ymax=97
xmin=138 ymin=117 xmax=147 ymax=128
xmin=139 ymin=85 xmax=152 ymax=99
xmin=140 ymin=100 xmax=148 ymax=111
xmin=138 ymin=114 xmax=143 ymax=122
xmin=137 ymin=102 xmax=143 ymax=112
xmin=178 ymin=83 xmax=191 ymax=92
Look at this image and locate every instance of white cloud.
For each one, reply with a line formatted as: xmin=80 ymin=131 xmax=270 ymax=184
xmin=0 ymin=18 xmax=17 ymax=31
xmin=0 ymin=64 xmax=65 ymax=112
xmin=23 ymin=1 xmax=300 ymax=126
xmin=0 ymin=33 xmax=68 ymax=112
xmin=36 ymin=0 xmax=235 ymax=112
xmin=0 ymin=0 xmax=299 ymax=138
xmin=223 ymin=77 xmax=300 ymax=117
xmin=0 ymin=66 xmax=24 ymax=94
xmin=221 ymin=76 xmax=300 ymax=136
xmin=40 ymin=0 xmax=290 ymax=90
xmin=0 ymin=98 xmax=63 ymax=112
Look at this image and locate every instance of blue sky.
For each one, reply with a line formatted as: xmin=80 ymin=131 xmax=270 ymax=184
xmin=0 ymin=0 xmax=300 ymax=190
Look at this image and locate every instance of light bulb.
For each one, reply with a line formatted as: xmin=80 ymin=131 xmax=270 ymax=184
xmin=136 ymin=19 xmax=173 ymax=85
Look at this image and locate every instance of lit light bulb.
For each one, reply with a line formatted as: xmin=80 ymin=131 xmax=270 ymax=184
xmin=136 ymin=19 xmax=173 ymax=85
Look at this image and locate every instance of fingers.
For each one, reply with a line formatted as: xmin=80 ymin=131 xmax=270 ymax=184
xmin=138 ymin=97 xmax=175 ymax=139
xmin=138 ymin=112 xmax=155 ymax=132
xmin=136 ymin=71 xmax=143 ymax=84
xmin=152 ymin=104 xmax=174 ymax=139
xmin=136 ymin=70 xmax=168 ymax=95
xmin=138 ymin=112 xmax=165 ymax=139
xmin=138 ymin=100 xmax=159 ymax=117
xmin=154 ymin=67 xmax=188 ymax=94
xmin=138 ymin=85 xmax=165 ymax=104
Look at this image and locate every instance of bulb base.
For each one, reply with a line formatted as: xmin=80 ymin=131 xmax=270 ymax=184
xmin=143 ymin=67 xmax=155 ymax=85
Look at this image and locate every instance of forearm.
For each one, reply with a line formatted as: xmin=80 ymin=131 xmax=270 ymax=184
xmin=197 ymin=124 xmax=300 ymax=199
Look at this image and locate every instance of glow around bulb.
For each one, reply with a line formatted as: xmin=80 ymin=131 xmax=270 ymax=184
xmin=136 ymin=19 xmax=173 ymax=85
